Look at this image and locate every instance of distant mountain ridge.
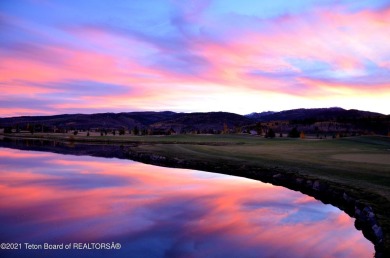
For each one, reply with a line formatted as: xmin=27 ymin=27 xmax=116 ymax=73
xmin=246 ymin=107 xmax=385 ymax=122
xmin=0 ymin=108 xmax=388 ymax=134
xmin=246 ymin=111 xmax=276 ymax=120
xmin=0 ymin=111 xmax=178 ymax=130
xmin=0 ymin=111 xmax=253 ymax=133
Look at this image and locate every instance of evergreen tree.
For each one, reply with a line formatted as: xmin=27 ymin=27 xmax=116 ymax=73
xmin=288 ymin=127 xmax=300 ymax=138
xmin=133 ymin=126 xmax=139 ymax=135
xmin=266 ymin=128 xmax=276 ymax=138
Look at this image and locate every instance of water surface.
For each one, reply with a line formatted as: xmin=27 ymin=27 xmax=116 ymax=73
xmin=0 ymin=147 xmax=373 ymax=257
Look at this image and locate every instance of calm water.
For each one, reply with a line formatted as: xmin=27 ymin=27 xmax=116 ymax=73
xmin=0 ymin=147 xmax=373 ymax=258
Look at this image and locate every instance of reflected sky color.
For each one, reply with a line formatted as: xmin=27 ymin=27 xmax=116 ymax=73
xmin=0 ymin=148 xmax=374 ymax=257
xmin=1 ymin=1 xmax=390 ymax=116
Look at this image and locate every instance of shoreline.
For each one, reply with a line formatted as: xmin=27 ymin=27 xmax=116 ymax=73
xmin=123 ymin=147 xmax=385 ymax=256
xmin=1 ymin=134 xmax=389 ymax=256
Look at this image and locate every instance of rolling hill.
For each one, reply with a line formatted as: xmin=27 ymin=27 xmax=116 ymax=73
xmin=0 ymin=108 xmax=388 ymax=135
xmin=246 ymin=107 xmax=384 ymax=122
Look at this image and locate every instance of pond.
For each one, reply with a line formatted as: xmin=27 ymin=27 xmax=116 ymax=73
xmin=0 ymin=147 xmax=373 ymax=257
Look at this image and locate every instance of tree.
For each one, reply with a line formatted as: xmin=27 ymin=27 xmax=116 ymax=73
xmin=256 ymin=123 xmax=263 ymax=135
xmin=4 ymin=127 xmax=12 ymax=134
xmin=222 ymin=123 xmax=229 ymax=134
xmin=133 ymin=126 xmax=139 ymax=136
xmin=168 ymin=128 xmax=176 ymax=135
xmin=29 ymin=125 xmax=35 ymax=135
xmin=266 ymin=128 xmax=276 ymax=138
xmin=288 ymin=127 xmax=300 ymax=138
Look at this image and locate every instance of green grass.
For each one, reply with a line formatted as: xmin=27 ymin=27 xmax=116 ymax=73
xmin=132 ymin=135 xmax=390 ymax=198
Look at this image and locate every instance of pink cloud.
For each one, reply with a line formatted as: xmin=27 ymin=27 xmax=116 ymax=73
xmin=190 ymin=6 xmax=390 ymax=97
xmin=0 ymin=108 xmax=52 ymax=117
xmin=1 ymin=5 xmax=389 ymax=116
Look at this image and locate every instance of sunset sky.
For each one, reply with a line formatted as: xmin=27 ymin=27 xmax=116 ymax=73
xmin=1 ymin=0 xmax=390 ymax=117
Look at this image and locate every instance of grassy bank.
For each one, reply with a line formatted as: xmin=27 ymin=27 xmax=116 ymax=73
xmin=5 ymin=133 xmax=390 ymax=198
xmin=3 ymin=133 xmax=390 ymax=254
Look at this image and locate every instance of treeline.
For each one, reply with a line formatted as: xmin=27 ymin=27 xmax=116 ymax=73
xmin=2 ymin=116 xmax=390 ymax=138
xmin=290 ymin=116 xmax=390 ymax=135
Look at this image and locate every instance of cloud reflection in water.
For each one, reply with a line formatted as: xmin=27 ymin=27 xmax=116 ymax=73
xmin=0 ymin=148 xmax=373 ymax=257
